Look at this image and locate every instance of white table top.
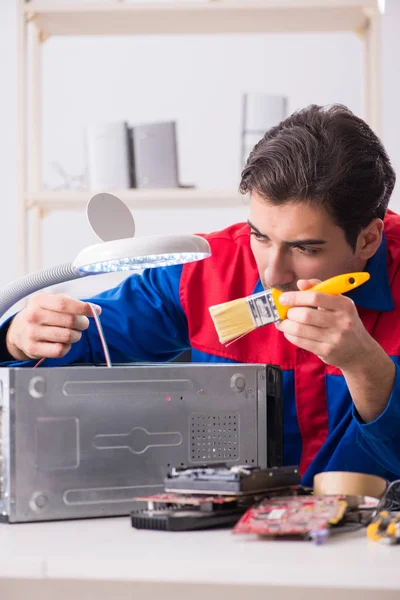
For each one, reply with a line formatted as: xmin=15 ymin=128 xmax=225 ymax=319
xmin=1 ymin=517 xmax=400 ymax=600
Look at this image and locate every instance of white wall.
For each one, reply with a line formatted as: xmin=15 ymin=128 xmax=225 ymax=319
xmin=0 ymin=0 xmax=17 ymax=287
xmin=42 ymin=32 xmax=363 ymax=192
xmin=40 ymin=28 xmax=363 ymax=298
xmin=1 ymin=0 xmax=400 ymax=297
xmin=382 ymin=0 xmax=400 ymax=208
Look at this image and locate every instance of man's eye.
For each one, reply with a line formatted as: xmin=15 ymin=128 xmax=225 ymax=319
xmin=250 ymin=232 xmax=268 ymax=242
xmin=295 ymin=245 xmax=320 ymax=255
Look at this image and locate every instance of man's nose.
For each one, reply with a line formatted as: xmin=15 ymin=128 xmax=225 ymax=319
xmin=263 ymin=251 xmax=294 ymax=289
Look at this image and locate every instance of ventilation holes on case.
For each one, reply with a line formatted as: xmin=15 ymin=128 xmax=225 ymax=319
xmin=190 ymin=413 xmax=239 ymax=462
xmin=0 ymin=406 xmax=2 ymax=500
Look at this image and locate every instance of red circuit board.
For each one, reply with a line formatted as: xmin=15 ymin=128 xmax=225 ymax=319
xmin=233 ymin=495 xmax=347 ymax=539
xmin=134 ymin=493 xmax=238 ymax=506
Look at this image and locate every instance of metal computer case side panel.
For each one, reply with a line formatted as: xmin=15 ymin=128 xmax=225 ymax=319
xmin=266 ymin=365 xmax=283 ymax=468
xmin=256 ymin=365 xmax=283 ymax=470
xmin=256 ymin=366 xmax=267 ymax=469
xmin=10 ymin=363 xmax=263 ymax=522
xmin=0 ymin=368 xmax=15 ymax=522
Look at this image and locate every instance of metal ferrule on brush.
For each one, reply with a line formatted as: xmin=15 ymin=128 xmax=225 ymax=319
xmin=246 ymin=290 xmax=280 ymax=327
xmin=208 ymin=288 xmax=286 ymax=345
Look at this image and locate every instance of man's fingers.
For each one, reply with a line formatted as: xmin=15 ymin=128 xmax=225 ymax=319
xmin=279 ymin=290 xmax=353 ymax=311
xmin=25 ymin=342 xmax=72 ymax=360
xmin=296 ymin=279 xmax=321 ymax=291
xmin=31 ymin=293 xmax=101 ymax=318
xmin=285 ymin=307 xmax=336 ymax=328
xmin=28 ymin=307 xmax=90 ymax=331
xmin=281 ymin=332 xmax=327 ymax=356
xmin=276 ymin=319 xmax=330 ymax=343
xmin=34 ymin=326 xmax=83 ymax=345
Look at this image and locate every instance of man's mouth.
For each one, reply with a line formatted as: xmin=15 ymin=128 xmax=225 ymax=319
xmin=263 ymin=282 xmax=298 ymax=292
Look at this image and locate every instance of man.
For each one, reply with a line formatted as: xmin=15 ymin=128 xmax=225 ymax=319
xmin=1 ymin=104 xmax=399 ymax=486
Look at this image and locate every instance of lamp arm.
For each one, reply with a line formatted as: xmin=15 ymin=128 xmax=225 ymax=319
xmin=0 ymin=262 xmax=85 ymax=322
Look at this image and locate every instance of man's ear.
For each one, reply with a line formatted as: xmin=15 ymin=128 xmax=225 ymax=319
xmin=356 ymin=218 xmax=384 ymax=260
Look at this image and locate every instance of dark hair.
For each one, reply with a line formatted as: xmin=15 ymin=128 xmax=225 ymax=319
xmin=240 ymin=104 xmax=396 ymax=250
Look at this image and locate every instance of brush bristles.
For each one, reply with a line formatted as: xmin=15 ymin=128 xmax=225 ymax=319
xmin=209 ymin=298 xmax=256 ymax=344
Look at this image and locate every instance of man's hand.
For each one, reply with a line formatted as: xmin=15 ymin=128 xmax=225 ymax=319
xmin=276 ymin=279 xmax=396 ymax=422
xmin=6 ymin=293 xmax=101 ymax=361
xmin=275 ymin=278 xmax=371 ymax=369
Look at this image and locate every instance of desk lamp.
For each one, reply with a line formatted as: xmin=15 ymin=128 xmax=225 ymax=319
xmin=0 ymin=194 xmax=211 ymax=321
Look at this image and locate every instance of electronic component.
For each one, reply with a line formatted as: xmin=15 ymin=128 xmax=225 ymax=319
xmin=164 ymin=464 xmax=300 ymax=495
xmin=0 ymin=363 xmax=283 ymax=523
xmin=130 ymin=492 xmax=249 ymax=531
xmin=132 ymin=492 xmax=240 ymax=508
xmin=131 ymin=508 xmax=245 ymax=531
xmin=233 ymin=495 xmax=348 ymax=544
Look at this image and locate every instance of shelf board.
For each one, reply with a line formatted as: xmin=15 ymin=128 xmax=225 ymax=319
xmin=24 ymin=1 xmax=377 ymax=36
xmin=26 ymin=189 xmax=247 ymax=212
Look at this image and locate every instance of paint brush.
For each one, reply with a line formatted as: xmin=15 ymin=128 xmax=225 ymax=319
xmin=209 ymin=272 xmax=370 ymax=344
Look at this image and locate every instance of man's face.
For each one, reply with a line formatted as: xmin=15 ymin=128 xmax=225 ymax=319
xmin=249 ymin=192 xmax=366 ymax=291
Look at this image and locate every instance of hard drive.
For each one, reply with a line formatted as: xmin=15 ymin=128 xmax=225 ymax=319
xmin=164 ymin=464 xmax=300 ymax=495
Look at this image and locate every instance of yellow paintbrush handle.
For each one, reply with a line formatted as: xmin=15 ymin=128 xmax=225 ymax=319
xmin=272 ymin=272 xmax=370 ymax=320
xmin=310 ymin=272 xmax=370 ymax=295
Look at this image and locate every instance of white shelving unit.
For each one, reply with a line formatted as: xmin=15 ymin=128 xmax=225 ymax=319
xmin=17 ymin=0 xmax=383 ymax=273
